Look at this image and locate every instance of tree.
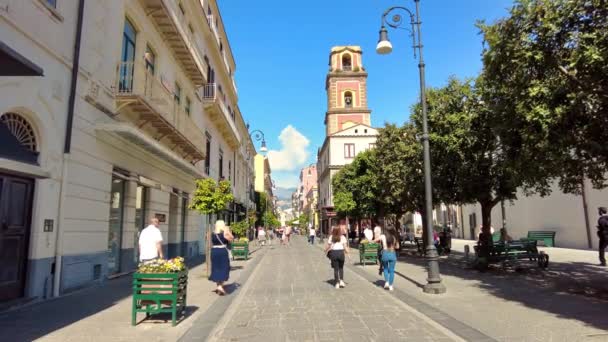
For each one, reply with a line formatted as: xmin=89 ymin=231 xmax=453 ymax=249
xmin=479 ymin=0 xmax=608 ymax=194
xmin=375 ymin=123 xmax=424 ymax=229
xmin=190 ymin=178 xmax=234 ymax=215
xmin=332 ymin=150 xmax=381 ymax=221
xmin=333 ymin=191 xmax=356 ymax=218
xmin=230 ymin=220 xmax=248 ymax=238
xmin=189 ymin=178 xmax=234 ymax=275
xmin=410 ymin=77 xmax=553 ymax=247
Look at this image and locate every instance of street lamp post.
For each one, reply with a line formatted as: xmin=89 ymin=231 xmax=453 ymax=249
xmin=376 ymin=0 xmax=446 ymax=294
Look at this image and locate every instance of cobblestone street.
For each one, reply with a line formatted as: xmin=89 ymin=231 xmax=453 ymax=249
xmin=202 ymin=237 xmax=458 ymax=342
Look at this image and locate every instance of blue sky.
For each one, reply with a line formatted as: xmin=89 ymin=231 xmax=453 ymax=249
xmin=219 ymin=0 xmax=514 ymax=188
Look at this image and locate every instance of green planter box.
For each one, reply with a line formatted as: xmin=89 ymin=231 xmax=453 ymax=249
xmin=359 ymin=243 xmax=379 ymax=266
xmin=132 ymin=271 xmax=187 ymax=326
xmin=232 ymin=241 xmax=249 ymax=260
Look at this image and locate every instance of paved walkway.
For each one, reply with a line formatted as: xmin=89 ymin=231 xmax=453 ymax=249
xmin=354 ymin=239 xmax=608 ymax=342
xmin=203 ymin=237 xmax=458 ymax=342
xmin=0 ymin=249 xmax=262 ymax=342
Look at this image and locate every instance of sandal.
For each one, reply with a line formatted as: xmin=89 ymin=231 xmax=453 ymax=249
xmin=217 ymin=287 xmax=226 ymax=296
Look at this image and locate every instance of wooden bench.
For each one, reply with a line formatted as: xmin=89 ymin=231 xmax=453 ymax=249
xmin=231 ymin=241 xmax=249 ymax=260
xmin=527 ymin=231 xmax=556 ymax=247
xmin=132 ymin=271 xmax=188 ymax=326
xmin=474 ymin=239 xmax=549 ymax=270
xmin=359 ymin=243 xmax=379 ymax=266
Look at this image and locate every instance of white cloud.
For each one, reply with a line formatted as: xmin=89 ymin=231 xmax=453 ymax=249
xmin=267 ymin=125 xmax=310 ymax=172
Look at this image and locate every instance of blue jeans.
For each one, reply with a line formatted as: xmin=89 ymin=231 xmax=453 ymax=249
xmin=309 ymin=235 xmax=315 ymax=244
xmin=381 ymin=251 xmax=397 ymax=285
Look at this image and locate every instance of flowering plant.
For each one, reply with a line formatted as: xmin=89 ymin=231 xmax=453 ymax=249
xmin=137 ymin=257 xmax=186 ymax=274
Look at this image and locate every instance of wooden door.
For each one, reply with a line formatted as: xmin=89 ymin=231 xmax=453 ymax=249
xmin=0 ymin=174 xmax=34 ymax=301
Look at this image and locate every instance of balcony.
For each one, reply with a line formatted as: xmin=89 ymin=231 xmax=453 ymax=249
xmin=139 ymin=0 xmax=205 ymax=85
xmin=114 ymin=61 xmax=205 ymax=163
xmin=204 ymin=14 xmax=233 ymax=85
xmin=200 ymin=83 xmax=241 ymax=148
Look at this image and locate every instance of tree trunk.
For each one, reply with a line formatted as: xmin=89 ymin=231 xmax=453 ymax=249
xmin=479 ymin=200 xmax=496 ymax=248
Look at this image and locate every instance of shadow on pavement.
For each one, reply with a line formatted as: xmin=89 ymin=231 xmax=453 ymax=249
xmin=133 ymin=305 xmax=199 ymax=326
xmin=0 ymin=256 xmax=205 ymax=341
xmin=395 ymin=245 xmax=608 ymax=331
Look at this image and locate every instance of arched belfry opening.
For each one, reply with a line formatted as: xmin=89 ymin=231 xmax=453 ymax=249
xmin=342 ymin=54 xmax=352 ymax=71
xmin=344 ymin=91 xmax=353 ymax=108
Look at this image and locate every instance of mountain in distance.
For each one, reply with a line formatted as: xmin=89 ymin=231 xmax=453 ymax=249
xmin=274 ymin=187 xmax=295 ymax=209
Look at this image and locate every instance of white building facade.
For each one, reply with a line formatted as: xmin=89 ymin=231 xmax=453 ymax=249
xmin=0 ymin=0 xmax=254 ymax=302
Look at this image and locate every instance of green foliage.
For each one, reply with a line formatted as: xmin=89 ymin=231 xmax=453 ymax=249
xmin=230 ymin=220 xmax=248 ymax=238
xmin=332 ymin=149 xmax=381 ymax=219
xmin=262 ymin=211 xmax=280 ymax=228
xmin=333 ymin=191 xmax=356 ymax=217
xmin=479 ymin=0 xmax=608 ymax=194
xmin=189 ymin=178 xmax=234 ymax=215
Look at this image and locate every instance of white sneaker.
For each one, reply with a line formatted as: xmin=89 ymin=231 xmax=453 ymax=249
xmin=335 ymin=283 xmax=340 ymax=289
xmin=339 ymin=280 xmax=345 ymax=288
xmin=389 ymin=285 xmax=394 ymax=291
xmin=384 ymin=282 xmax=389 ymax=289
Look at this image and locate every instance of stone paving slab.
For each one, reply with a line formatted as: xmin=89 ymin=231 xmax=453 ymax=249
xmin=207 ymin=237 xmax=459 ymax=342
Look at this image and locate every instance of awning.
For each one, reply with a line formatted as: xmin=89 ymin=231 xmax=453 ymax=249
xmin=0 ymin=42 xmax=44 ymax=76
xmin=95 ymin=122 xmax=203 ymax=178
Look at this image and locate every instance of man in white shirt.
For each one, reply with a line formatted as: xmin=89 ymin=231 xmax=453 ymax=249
xmin=139 ymin=217 xmax=164 ymax=262
xmin=309 ymin=227 xmax=316 ymax=245
xmin=363 ymin=225 xmax=373 ymax=241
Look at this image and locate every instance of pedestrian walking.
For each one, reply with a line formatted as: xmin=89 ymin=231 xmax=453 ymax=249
xmin=597 ymin=207 xmax=608 ymax=266
xmin=309 ymin=227 xmax=316 ymax=245
xmin=325 ymin=226 xmax=349 ymax=289
xmin=258 ymin=227 xmax=266 ymax=246
xmin=138 ymin=217 xmax=164 ymax=263
xmin=379 ymin=226 xmax=399 ymax=291
xmin=209 ymin=220 xmax=234 ymax=295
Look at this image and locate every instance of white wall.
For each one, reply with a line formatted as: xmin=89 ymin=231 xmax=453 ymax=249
xmin=460 ymin=179 xmax=607 ymax=250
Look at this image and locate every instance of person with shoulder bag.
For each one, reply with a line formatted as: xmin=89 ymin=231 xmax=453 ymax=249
xmin=209 ymin=220 xmax=234 ymax=295
xmin=325 ymin=225 xmax=350 ymax=289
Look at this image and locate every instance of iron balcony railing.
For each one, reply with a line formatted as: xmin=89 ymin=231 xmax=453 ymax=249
xmin=115 ymin=61 xmax=205 ymax=149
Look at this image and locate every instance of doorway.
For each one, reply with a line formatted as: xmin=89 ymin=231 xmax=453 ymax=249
xmin=107 ymin=176 xmax=126 ymax=275
xmin=168 ymin=192 xmax=178 ymax=258
xmin=0 ymin=173 xmax=34 ymax=302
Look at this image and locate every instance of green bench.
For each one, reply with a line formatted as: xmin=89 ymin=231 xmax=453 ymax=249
xmin=132 ymin=271 xmax=188 ymax=326
xmin=527 ymin=231 xmax=556 ymax=247
xmin=474 ymin=239 xmax=549 ymax=270
xmin=231 ymin=241 xmax=249 ymax=260
xmin=492 ymin=231 xmax=501 ymax=243
xmin=359 ymin=243 xmax=379 ymax=266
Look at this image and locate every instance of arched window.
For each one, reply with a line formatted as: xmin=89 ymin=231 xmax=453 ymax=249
xmin=0 ymin=112 xmax=39 ymax=164
xmin=1 ymin=113 xmax=37 ymax=152
xmin=342 ymin=54 xmax=352 ymax=71
xmin=344 ymin=91 xmax=353 ymax=108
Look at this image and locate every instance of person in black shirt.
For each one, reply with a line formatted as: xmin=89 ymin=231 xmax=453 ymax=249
xmin=597 ymin=207 xmax=608 ymax=266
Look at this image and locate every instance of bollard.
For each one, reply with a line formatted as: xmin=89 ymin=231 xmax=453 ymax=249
xmin=464 ymin=245 xmax=470 ymax=261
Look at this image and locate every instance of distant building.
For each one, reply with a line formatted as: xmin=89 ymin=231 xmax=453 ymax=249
xmin=316 ymin=46 xmax=378 ymax=234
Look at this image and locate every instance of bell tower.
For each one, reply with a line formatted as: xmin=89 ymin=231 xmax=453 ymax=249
xmin=324 ymin=46 xmax=372 ymax=136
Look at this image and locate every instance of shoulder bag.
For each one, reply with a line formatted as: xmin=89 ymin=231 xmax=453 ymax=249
xmin=215 ymin=232 xmax=233 ymax=260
